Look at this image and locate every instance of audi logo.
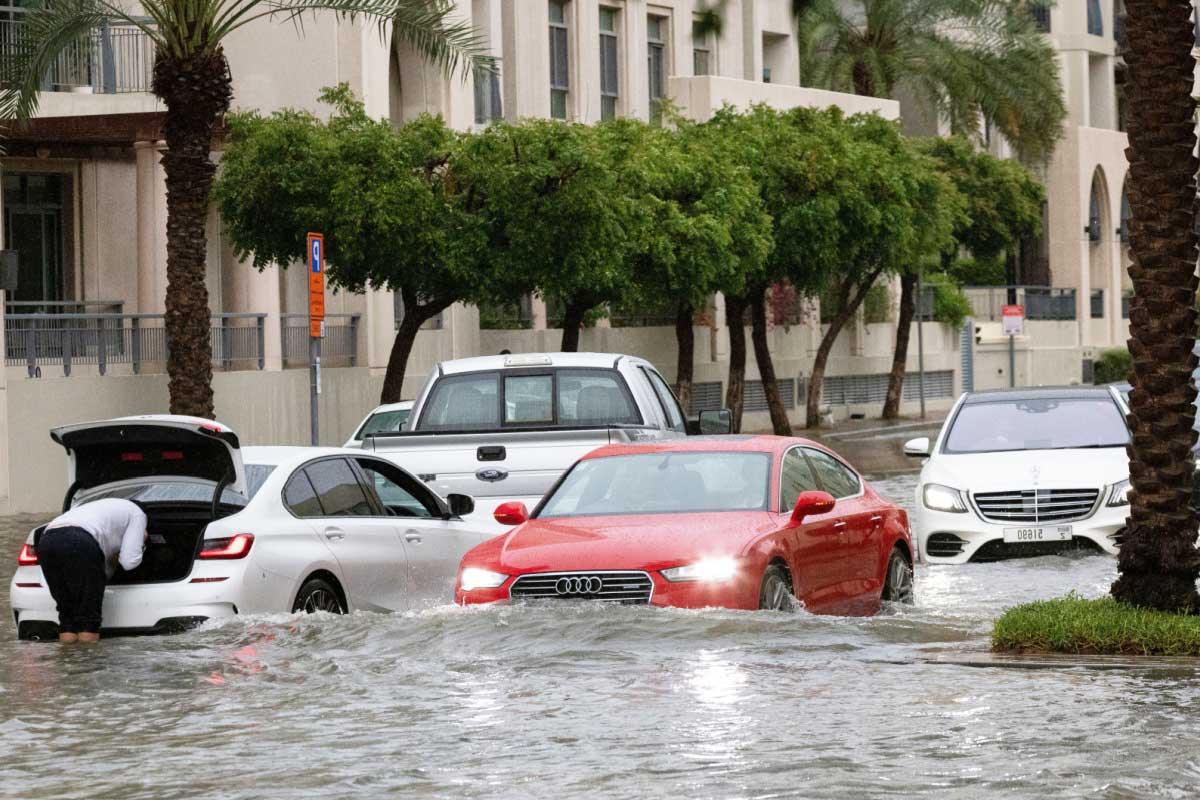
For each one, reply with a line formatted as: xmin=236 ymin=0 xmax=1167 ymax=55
xmin=555 ymin=576 xmax=604 ymax=595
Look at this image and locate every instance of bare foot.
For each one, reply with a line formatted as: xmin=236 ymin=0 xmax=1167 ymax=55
xmin=77 ymin=632 xmax=100 ymax=644
xmin=59 ymin=632 xmax=79 ymax=643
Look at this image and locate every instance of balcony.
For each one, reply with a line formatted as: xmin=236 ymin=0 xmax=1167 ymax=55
xmin=0 ymin=14 xmax=155 ymax=94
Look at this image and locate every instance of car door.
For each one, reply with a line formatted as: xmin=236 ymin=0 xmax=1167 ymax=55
xmin=356 ymin=457 xmax=486 ymax=608
xmin=286 ymin=458 xmax=411 ymax=612
xmin=777 ymin=447 xmax=846 ymax=610
xmin=804 ymin=448 xmax=877 ymax=600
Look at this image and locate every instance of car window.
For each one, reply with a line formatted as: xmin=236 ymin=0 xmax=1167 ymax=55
xmin=355 ymin=409 xmax=411 ymax=440
xmin=80 ymin=464 xmax=276 ymax=507
xmin=505 ymin=375 xmax=554 ymax=424
xmin=283 ymin=470 xmax=324 ymax=517
xmin=805 ymin=450 xmax=861 ymax=499
xmin=642 ymin=367 xmax=686 ymax=432
xmin=420 ymin=373 xmax=501 ymax=431
xmin=779 ymin=448 xmax=822 ymax=512
xmin=943 ymin=397 xmax=1129 ymax=454
xmin=301 ymin=459 xmax=374 ymax=517
xmin=557 ymin=369 xmax=640 ymax=425
xmin=356 ymin=459 xmax=436 ymax=518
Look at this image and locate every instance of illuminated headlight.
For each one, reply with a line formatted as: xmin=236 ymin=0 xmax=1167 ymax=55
xmin=922 ymin=483 xmax=967 ymax=513
xmin=662 ymin=557 xmax=739 ymax=583
xmin=1107 ymin=479 xmax=1131 ymax=507
xmin=460 ymin=567 xmax=508 ymax=591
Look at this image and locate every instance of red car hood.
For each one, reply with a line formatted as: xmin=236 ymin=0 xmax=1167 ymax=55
xmin=493 ymin=512 xmax=779 ymax=573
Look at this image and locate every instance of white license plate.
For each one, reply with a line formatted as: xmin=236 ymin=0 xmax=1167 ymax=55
xmin=1003 ymin=526 xmax=1073 ymax=543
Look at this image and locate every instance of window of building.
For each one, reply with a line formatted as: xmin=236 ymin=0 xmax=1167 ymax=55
xmin=549 ymin=0 xmax=570 ymax=119
xmin=393 ymin=293 xmax=442 ymax=331
xmin=599 ymin=7 xmax=619 ymax=121
xmin=1088 ymin=172 xmax=1104 ymax=242
xmin=3 ymin=173 xmax=69 ymax=305
xmin=1119 ymin=186 xmax=1131 ymax=244
xmin=647 ymin=14 xmax=667 ymax=123
xmin=473 ymin=64 xmax=502 ymax=124
xmin=1087 ymin=0 xmax=1103 ymax=36
xmin=692 ymin=19 xmax=711 ymax=76
xmin=1029 ymin=3 xmax=1050 ymax=33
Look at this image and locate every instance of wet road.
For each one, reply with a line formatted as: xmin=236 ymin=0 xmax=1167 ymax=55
xmin=2 ymin=474 xmax=1198 ymax=799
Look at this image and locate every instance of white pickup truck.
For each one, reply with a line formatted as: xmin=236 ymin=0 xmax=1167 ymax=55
xmin=362 ymin=352 xmax=730 ymax=525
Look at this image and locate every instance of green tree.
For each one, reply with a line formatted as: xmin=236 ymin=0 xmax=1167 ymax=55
xmin=0 ymin=0 xmax=488 ymax=418
xmin=1110 ymin=0 xmax=1200 ymax=611
xmin=882 ymin=136 xmax=1043 ymax=419
xmin=214 ymin=87 xmax=502 ymax=403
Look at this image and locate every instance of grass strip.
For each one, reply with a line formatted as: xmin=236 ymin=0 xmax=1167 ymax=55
xmin=992 ymin=594 xmax=1200 ymax=656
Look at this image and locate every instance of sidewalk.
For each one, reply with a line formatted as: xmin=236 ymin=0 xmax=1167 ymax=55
xmin=747 ymin=413 xmax=947 ymax=475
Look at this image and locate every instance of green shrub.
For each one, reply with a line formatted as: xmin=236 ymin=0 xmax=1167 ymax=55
xmin=864 ymin=284 xmax=892 ymax=324
xmin=925 ymin=272 xmax=973 ymax=328
xmin=948 ymin=256 xmax=1006 ymax=286
xmin=1093 ymin=347 xmax=1132 ymax=385
xmin=993 ymin=594 xmax=1200 ymax=656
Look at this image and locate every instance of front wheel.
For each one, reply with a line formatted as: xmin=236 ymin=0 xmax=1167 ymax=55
xmin=293 ymin=577 xmax=346 ymax=614
xmin=881 ymin=548 xmax=915 ymax=605
xmin=759 ymin=564 xmax=797 ymax=611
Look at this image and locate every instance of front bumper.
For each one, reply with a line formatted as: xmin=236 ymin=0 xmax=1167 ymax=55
xmin=456 ymin=570 xmax=759 ymax=610
xmin=915 ymin=503 xmax=1124 ymax=564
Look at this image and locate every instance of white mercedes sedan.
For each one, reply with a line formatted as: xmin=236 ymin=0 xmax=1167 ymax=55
xmin=906 ymin=386 xmax=1130 ymax=564
xmin=11 ymin=415 xmax=492 ymax=640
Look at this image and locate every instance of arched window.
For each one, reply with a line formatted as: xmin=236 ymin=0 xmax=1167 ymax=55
xmin=1119 ymin=185 xmax=1131 ymax=243
xmin=1088 ymin=172 xmax=1104 ymax=242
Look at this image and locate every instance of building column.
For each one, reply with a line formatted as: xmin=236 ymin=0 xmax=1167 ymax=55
xmin=530 ymin=295 xmax=548 ymax=330
xmin=1077 ymin=238 xmax=1092 ymax=347
xmin=1109 ymin=237 xmax=1124 ymax=346
xmin=135 ymin=140 xmax=167 ymax=314
xmin=501 ymin=0 xmax=552 ymax=120
xmin=365 ymin=287 xmax=395 ymax=371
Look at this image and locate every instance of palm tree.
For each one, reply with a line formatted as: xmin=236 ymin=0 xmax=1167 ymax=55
xmin=1109 ymin=0 xmax=1200 ymax=612
xmin=0 ymin=0 xmax=488 ymax=418
xmin=791 ymin=0 xmax=1066 ymax=419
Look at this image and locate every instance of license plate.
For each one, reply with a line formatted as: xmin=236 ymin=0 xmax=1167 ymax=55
xmin=1003 ymin=526 xmax=1073 ymax=543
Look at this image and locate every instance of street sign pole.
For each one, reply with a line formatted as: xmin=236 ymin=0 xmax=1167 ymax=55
xmin=307 ymin=233 xmax=325 ymax=446
xmin=1001 ymin=304 xmax=1024 ymax=389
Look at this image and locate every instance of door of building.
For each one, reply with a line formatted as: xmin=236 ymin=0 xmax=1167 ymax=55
xmin=3 ymin=173 xmax=66 ymax=306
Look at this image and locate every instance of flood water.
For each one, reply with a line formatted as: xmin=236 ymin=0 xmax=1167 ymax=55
xmin=3 ymin=473 xmax=1199 ymax=799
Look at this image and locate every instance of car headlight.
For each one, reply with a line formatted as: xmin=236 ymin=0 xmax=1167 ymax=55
xmin=922 ymin=483 xmax=967 ymax=513
xmin=1107 ymin=479 xmax=1131 ymax=507
xmin=459 ymin=567 xmax=508 ymax=591
xmin=662 ymin=557 xmax=739 ymax=583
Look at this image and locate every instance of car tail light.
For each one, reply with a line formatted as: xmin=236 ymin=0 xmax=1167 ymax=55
xmin=198 ymin=534 xmax=254 ymax=560
xmin=17 ymin=543 xmax=38 ymax=566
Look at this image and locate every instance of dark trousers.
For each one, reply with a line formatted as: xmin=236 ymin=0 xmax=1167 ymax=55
xmin=38 ymin=526 xmax=106 ymax=634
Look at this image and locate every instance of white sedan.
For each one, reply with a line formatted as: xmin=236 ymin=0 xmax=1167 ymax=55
xmin=10 ymin=415 xmax=492 ymax=640
xmin=343 ymin=401 xmax=413 ymax=448
xmin=906 ymin=386 xmax=1130 ymax=564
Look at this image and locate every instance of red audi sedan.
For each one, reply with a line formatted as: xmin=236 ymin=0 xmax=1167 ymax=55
xmin=454 ymin=436 xmax=914 ymax=615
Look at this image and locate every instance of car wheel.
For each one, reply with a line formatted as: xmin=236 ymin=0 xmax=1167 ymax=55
xmin=881 ymin=548 xmax=915 ymax=605
xmin=758 ymin=563 xmax=796 ymax=611
xmin=293 ymin=577 xmax=346 ymax=614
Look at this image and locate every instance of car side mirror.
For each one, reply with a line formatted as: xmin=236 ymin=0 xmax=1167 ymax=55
xmin=447 ymin=493 xmax=475 ymax=518
xmin=493 ymin=501 xmax=529 ymax=526
xmin=698 ymin=409 xmax=733 ymax=435
xmin=903 ymin=437 xmax=931 ymax=458
xmin=790 ymin=491 xmax=836 ymax=526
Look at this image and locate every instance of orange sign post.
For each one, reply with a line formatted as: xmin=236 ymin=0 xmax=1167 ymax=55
xmin=307 ymin=233 xmax=324 ymax=444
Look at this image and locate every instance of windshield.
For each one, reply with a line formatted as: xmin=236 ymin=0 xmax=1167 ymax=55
xmin=356 ymin=408 xmax=411 ymax=440
xmin=538 ymin=452 xmax=771 ymax=517
xmin=79 ymin=464 xmax=276 ymax=506
xmin=943 ymin=398 xmax=1129 ymax=454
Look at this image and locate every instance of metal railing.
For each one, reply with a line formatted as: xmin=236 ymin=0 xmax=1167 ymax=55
xmin=0 ymin=15 xmax=155 ymax=94
xmin=5 ymin=312 xmax=265 ymax=376
xmin=281 ymin=314 xmax=360 ymax=367
xmin=6 ymin=300 xmax=124 ymax=316
xmin=962 ymin=286 xmax=1079 ymax=321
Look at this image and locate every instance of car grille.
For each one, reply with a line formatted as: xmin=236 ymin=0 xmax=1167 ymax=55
xmin=972 ymin=488 xmax=1100 ymax=524
xmin=508 ymin=571 xmax=653 ymax=604
xmin=925 ymin=533 xmax=967 ymax=558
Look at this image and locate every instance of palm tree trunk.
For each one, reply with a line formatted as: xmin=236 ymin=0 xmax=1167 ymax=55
xmin=1110 ymin=0 xmax=1200 ymax=611
xmin=807 ymin=269 xmax=885 ymax=428
xmin=674 ymin=300 xmax=695 ymax=414
xmin=152 ymin=49 xmax=233 ymax=419
xmin=883 ymin=272 xmax=917 ymax=420
xmin=725 ymin=293 xmax=748 ymax=433
xmin=559 ymin=298 xmax=592 ymax=352
xmin=750 ymin=285 xmax=792 ymax=435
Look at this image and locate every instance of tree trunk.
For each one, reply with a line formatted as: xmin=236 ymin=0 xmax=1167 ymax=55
xmin=559 ymin=298 xmax=591 ymax=352
xmin=381 ymin=289 xmax=448 ymax=403
xmin=1110 ymin=0 xmax=1200 ymax=611
xmin=882 ymin=272 xmax=917 ymax=420
xmin=807 ymin=270 xmax=885 ymax=429
xmin=152 ymin=49 xmax=233 ymax=419
xmin=750 ymin=285 xmax=792 ymax=436
xmin=674 ymin=301 xmax=695 ymax=414
xmin=725 ymin=294 xmax=748 ymax=433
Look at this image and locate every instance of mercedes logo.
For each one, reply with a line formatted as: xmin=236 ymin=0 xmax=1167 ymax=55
xmin=554 ymin=576 xmax=604 ymax=596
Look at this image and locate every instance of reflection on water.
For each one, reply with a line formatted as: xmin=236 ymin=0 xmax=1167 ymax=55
xmin=1 ymin=475 xmax=1199 ymax=798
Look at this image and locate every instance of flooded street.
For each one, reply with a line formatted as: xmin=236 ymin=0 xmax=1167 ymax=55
xmin=3 ymin=473 xmax=1199 ymax=798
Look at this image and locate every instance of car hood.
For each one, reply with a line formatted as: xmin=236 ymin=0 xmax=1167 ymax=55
xmin=922 ymin=447 xmax=1129 ymax=494
xmin=490 ymin=512 xmax=779 ymax=573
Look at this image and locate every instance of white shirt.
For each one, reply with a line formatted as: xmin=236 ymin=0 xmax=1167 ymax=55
xmin=46 ymin=498 xmax=147 ymax=577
